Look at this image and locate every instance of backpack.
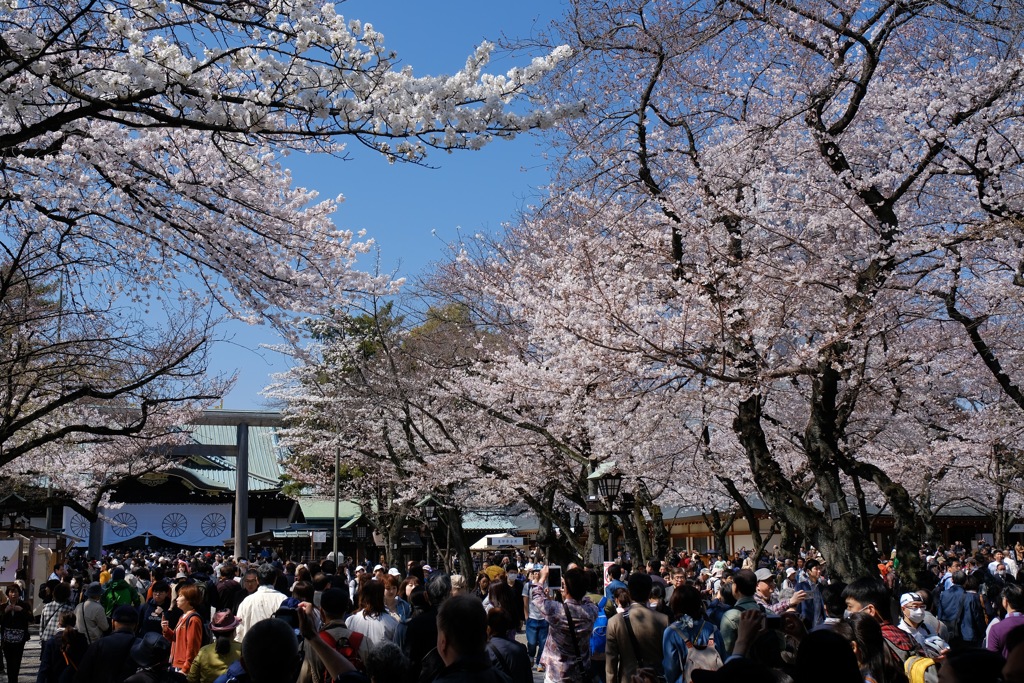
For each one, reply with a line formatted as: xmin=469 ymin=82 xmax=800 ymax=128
xmin=184 ymin=612 xmax=214 ymax=647
xmin=905 ymin=655 xmax=939 ymax=683
xmin=319 ymin=627 xmax=365 ymax=675
xmin=671 ymin=620 xmax=723 ymax=683
xmin=590 ymin=597 xmax=609 ymax=656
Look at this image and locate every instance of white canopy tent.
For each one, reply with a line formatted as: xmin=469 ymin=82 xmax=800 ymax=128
xmin=469 ymin=532 xmax=523 ymax=552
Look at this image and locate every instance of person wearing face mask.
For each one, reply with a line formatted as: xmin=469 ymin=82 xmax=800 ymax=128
xmin=842 ymin=578 xmax=919 ymax=664
xmin=897 ymin=592 xmax=948 ymax=657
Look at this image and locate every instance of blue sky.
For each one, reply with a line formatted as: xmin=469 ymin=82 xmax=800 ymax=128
xmin=213 ymin=0 xmax=564 ymax=409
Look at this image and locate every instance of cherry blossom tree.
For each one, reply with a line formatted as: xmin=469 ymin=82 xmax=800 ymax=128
xmin=266 ymin=299 xmax=513 ymax=572
xmin=440 ymin=0 xmax=1024 ymax=580
xmin=0 ymin=0 xmax=572 ymax=477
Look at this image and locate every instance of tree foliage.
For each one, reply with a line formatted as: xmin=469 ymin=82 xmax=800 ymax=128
xmin=0 ymin=0 xmax=571 ymax=483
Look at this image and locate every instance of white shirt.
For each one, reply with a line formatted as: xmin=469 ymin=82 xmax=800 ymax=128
xmin=345 ymin=611 xmax=398 ymax=648
xmin=990 ymin=558 xmax=1019 ymax=577
xmin=234 ymin=585 xmax=287 ymax=642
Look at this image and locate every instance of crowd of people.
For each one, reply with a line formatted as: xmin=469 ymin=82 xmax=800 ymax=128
xmin=0 ymin=540 xmax=1023 ymax=683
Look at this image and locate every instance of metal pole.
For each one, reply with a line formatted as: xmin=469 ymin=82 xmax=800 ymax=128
xmin=234 ymin=423 xmax=249 ymax=560
xmin=333 ymin=446 xmax=340 ymax=563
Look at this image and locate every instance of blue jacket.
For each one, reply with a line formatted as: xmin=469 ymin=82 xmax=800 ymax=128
xmin=794 ymin=580 xmax=825 ymax=629
xmin=936 ymin=585 xmax=966 ymax=633
xmin=604 ymin=579 xmax=627 ymax=604
xmin=662 ymin=618 xmax=726 ymax=683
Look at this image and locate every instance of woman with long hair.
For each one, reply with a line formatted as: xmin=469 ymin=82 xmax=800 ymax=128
xmin=0 ymin=584 xmax=31 ymax=683
xmin=186 ymin=609 xmax=242 ymax=683
xmin=345 ymin=581 xmax=398 ymax=647
xmin=485 ymin=580 xmax=521 ymax=638
xmin=472 ymin=573 xmax=491 ymax=601
xmin=399 ymin=576 xmax=419 ymax=604
xmin=37 ymin=611 xmax=88 ymax=683
xmin=834 ymin=612 xmax=909 ymax=683
xmin=161 ymin=583 xmax=205 ymax=676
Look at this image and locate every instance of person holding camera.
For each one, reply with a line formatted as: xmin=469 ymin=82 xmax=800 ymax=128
xmin=530 ymin=565 xmax=599 ymax=683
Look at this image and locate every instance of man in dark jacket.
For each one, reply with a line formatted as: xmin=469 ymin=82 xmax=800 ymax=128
xmin=137 ymin=581 xmax=174 ymax=636
xmin=937 ymin=570 xmax=968 ymax=640
xmin=435 ymin=594 xmax=511 ymax=683
xmin=486 ymin=607 xmax=531 ymax=683
xmin=75 ymin=605 xmax=140 ymax=683
xmin=396 ymin=572 xmax=451 ymax=683
xmin=795 ymin=559 xmax=826 ymax=629
xmin=214 ymin=563 xmax=243 ymax=612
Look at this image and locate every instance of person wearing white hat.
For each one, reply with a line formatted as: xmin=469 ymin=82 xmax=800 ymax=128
xmin=898 ymin=591 xmax=948 ymax=656
xmin=781 ymin=566 xmax=797 ymax=591
xmin=349 ymin=566 xmax=365 ymax=603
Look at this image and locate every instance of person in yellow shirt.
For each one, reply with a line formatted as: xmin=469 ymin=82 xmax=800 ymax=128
xmin=188 ymin=609 xmax=242 ymax=683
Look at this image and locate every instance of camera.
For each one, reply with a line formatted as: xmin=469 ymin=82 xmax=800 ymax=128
xmin=547 ymin=565 xmax=562 ymax=590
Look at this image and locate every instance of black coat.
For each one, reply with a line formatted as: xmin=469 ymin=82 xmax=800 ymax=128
xmin=433 ymin=654 xmax=512 ymax=683
xmin=74 ymin=629 xmax=137 ymax=683
xmin=37 ymin=629 xmax=89 ymax=683
xmin=487 ymin=637 xmax=532 ymax=683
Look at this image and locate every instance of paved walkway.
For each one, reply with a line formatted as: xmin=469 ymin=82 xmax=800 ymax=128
xmin=2 ymin=622 xmax=41 ymax=683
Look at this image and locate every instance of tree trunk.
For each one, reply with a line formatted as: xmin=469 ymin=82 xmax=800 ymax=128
xmin=994 ymin=487 xmax=1010 ymax=550
xmin=383 ymin=515 xmax=404 ymax=568
xmin=733 ymin=393 xmax=880 ymax=582
xmin=702 ymin=510 xmax=736 ymax=558
xmin=779 ymin=518 xmax=802 ymax=559
xmin=647 ymin=503 xmax=670 ymax=561
xmin=438 ymin=507 xmax=475 ymax=579
xmin=618 ymin=499 xmax=643 ymax=567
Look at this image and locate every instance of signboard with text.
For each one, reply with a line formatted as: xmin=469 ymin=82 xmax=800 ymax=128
xmin=0 ymin=539 xmax=21 ymax=584
xmin=489 ymin=536 xmax=524 ymax=547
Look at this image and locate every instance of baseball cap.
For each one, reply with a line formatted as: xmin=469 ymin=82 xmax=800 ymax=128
xmin=755 ymin=568 xmax=774 ymax=582
xmin=373 ymin=564 xmax=383 ymax=572
xmin=387 ymin=568 xmax=400 ymax=576
xmin=900 ymin=592 xmax=922 ymax=607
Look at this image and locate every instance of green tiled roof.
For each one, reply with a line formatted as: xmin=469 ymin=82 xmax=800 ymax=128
xmin=173 ymin=424 xmax=285 ymax=492
xmin=297 ymin=497 xmax=362 ymax=522
xmin=462 ymin=511 xmax=520 ymax=531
